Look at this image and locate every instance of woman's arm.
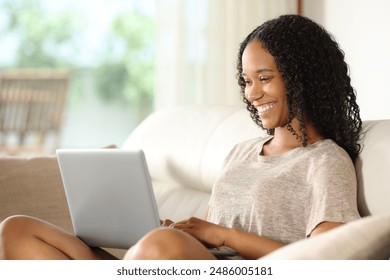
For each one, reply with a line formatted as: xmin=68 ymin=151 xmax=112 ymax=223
xmin=169 ymin=217 xmax=283 ymax=259
xmin=222 ymin=227 xmax=284 ymax=259
xmin=310 ymin=221 xmax=343 ymax=236
xmin=170 ymin=217 xmax=343 ymax=259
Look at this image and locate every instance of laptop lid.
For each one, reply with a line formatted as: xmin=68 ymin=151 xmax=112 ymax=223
xmin=56 ymin=148 xmax=161 ymax=249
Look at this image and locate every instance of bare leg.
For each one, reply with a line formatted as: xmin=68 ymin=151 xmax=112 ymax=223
xmin=0 ymin=215 xmax=116 ymax=260
xmin=124 ymin=227 xmax=216 ymax=260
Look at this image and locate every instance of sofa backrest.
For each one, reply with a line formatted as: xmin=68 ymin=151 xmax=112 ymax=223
xmin=356 ymin=120 xmax=390 ymax=216
xmin=123 ymin=105 xmax=266 ymax=193
xmin=124 ymin=105 xmax=390 ymax=218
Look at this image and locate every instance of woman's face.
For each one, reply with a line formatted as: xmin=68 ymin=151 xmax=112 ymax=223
xmin=242 ymin=40 xmax=289 ymax=130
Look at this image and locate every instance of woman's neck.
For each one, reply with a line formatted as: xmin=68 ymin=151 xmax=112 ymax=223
xmin=262 ymin=119 xmax=324 ymax=156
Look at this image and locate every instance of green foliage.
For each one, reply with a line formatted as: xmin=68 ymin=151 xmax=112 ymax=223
xmin=1 ymin=0 xmax=83 ymax=68
xmin=93 ymin=10 xmax=155 ymax=109
xmin=94 ymin=62 xmax=128 ymax=102
xmin=0 ymin=0 xmax=155 ymax=117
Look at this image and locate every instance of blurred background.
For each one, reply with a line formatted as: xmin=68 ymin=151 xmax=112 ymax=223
xmin=0 ymin=0 xmax=389 ymax=156
xmin=0 ymin=0 xmax=156 ymax=152
xmin=0 ymin=0 xmax=296 ymax=154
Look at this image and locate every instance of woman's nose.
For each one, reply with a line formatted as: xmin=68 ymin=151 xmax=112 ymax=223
xmin=245 ymin=85 xmax=264 ymax=103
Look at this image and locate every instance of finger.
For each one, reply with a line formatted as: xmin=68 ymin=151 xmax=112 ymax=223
xmin=172 ymin=219 xmax=190 ymax=225
xmin=169 ymin=222 xmax=193 ymax=230
xmin=161 ymin=219 xmax=174 ymax=227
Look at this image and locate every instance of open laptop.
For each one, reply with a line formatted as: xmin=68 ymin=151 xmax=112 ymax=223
xmin=56 ymin=148 xmax=237 ymax=256
xmin=56 ymin=148 xmax=161 ymax=249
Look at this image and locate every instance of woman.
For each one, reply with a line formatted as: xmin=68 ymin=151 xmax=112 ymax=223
xmin=0 ymin=14 xmax=362 ymax=260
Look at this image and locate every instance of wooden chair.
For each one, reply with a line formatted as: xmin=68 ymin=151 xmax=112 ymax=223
xmin=0 ymin=69 xmax=70 ymax=156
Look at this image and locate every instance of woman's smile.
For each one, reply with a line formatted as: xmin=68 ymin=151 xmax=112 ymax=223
xmin=256 ymin=102 xmax=275 ymax=114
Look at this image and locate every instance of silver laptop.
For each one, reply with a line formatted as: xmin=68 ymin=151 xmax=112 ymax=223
xmin=56 ymin=148 xmax=161 ymax=249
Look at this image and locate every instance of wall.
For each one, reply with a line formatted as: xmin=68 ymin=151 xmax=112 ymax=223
xmin=304 ymin=0 xmax=390 ymax=121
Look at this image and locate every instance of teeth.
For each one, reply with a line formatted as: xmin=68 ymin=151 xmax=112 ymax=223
xmin=256 ymin=103 xmax=275 ymax=113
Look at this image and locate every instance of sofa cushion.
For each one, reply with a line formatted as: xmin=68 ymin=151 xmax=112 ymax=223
xmin=0 ymin=156 xmax=73 ymax=233
xmin=260 ymin=214 xmax=390 ymax=260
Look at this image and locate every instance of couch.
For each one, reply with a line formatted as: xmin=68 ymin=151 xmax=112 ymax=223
xmin=1 ymin=105 xmax=389 ymax=259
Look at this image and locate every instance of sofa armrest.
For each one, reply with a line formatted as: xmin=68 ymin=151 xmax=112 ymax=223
xmin=0 ymin=156 xmax=73 ymax=233
xmin=260 ymin=214 xmax=390 ymax=260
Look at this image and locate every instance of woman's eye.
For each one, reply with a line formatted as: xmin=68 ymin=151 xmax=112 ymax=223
xmin=260 ymin=76 xmax=270 ymax=82
xmin=244 ymin=80 xmax=252 ymax=86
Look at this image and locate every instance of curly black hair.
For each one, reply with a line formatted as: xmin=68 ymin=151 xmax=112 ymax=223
xmin=236 ymin=14 xmax=362 ymax=161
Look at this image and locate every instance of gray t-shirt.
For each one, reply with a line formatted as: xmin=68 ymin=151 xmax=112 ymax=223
xmin=207 ymin=136 xmax=360 ymax=245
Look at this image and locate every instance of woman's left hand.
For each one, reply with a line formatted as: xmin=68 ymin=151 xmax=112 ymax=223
xmin=167 ymin=217 xmax=228 ymax=248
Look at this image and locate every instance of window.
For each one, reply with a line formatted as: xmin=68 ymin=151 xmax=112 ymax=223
xmin=0 ymin=0 xmax=156 ymax=150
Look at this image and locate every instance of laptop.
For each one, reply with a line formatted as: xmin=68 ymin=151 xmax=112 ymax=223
xmin=56 ymin=148 xmax=238 ymax=256
xmin=56 ymin=148 xmax=161 ymax=249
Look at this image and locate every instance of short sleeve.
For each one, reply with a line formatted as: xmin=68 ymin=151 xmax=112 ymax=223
xmin=306 ymin=147 xmax=361 ymax=236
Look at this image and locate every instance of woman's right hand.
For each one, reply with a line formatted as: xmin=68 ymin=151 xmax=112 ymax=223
xmin=166 ymin=217 xmax=228 ymax=248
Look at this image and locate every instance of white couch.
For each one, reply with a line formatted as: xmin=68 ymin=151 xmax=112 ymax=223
xmin=123 ymin=105 xmax=390 ymax=259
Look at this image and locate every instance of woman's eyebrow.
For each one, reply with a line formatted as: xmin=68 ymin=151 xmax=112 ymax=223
xmin=255 ymin=68 xmax=274 ymax=73
xmin=242 ymin=68 xmax=274 ymax=76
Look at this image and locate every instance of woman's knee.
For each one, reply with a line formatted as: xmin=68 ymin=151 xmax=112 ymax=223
xmin=125 ymin=228 xmax=193 ymax=260
xmin=0 ymin=215 xmax=37 ymax=258
xmin=0 ymin=215 xmax=35 ymax=239
xmin=0 ymin=215 xmax=99 ymax=260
